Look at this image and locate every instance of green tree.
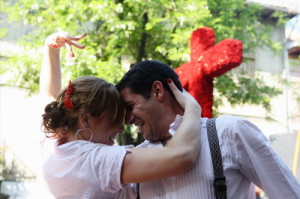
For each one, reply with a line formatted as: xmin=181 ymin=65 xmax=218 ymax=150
xmin=0 ymin=0 xmax=287 ymax=145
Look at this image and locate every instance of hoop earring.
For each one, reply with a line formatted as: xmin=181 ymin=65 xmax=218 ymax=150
xmin=75 ymin=128 xmax=93 ymax=142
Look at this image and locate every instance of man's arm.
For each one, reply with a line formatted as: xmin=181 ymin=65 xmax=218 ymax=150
xmin=235 ymin=117 xmax=300 ymax=199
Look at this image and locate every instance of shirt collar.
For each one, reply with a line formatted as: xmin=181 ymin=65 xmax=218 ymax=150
xmin=169 ymin=114 xmax=183 ymax=136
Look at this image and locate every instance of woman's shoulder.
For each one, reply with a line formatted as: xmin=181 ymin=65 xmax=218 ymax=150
xmin=90 ymin=143 xmax=133 ymax=158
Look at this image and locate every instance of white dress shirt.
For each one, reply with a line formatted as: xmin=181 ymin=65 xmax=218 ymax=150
xmin=121 ymin=115 xmax=300 ymax=199
xmin=43 ymin=140 xmax=132 ymax=199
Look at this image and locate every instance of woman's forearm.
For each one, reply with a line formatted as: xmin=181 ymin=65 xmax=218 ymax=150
xmin=39 ymin=45 xmax=61 ymax=99
xmin=167 ymin=101 xmax=201 ymax=167
xmin=166 ymin=79 xmax=202 ymax=166
xmin=39 ymin=32 xmax=86 ymax=99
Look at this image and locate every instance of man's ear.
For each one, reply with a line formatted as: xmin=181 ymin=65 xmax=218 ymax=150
xmin=78 ymin=113 xmax=91 ymax=130
xmin=152 ymin=81 xmax=165 ymax=101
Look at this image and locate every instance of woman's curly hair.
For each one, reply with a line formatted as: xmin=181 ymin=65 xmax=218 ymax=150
xmin=41 ymin=76 xmax=125 ymax=140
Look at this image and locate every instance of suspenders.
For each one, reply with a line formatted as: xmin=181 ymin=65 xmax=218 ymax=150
xmin=207 ymin=118 xmax=227 ymax=199
xmin=136 ymin=118 xmax=227 ymax=199
xmin=136 ymin=183 xmax=140 ymax=199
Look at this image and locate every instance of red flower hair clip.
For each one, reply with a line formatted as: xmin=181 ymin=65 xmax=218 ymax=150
xmin=64 ymin=80 xmax=74 ymax=109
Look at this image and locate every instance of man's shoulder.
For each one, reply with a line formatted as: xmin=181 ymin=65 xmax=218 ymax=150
xmin=136 ymin=141 xmax=150 ymax=148
xmin=136 ymin=140 xmax=163 ymax=148
xmin=211 ymin=115 xmax=246 ymax=135
xmin=216 ymin=114 xmax=245 ymax=124
xmin=215 ymin=115 xmax=257 ymax=137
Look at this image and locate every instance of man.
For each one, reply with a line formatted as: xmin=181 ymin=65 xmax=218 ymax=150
xmin=116 ymin=60 xmax=300 ymax=199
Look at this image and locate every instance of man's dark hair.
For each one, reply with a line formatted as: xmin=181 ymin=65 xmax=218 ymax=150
xmin=116 ymin=60 xmax=183 ymax=98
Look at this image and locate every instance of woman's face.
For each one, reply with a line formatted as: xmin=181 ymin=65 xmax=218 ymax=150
xmin=89 ymin=115 xmax=125 ymax=145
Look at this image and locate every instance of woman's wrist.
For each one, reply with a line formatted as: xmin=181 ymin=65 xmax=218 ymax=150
xmin=45 ymin=44 xmax=60 ymax=57
xmin=184 ymin=102 xmax=201 ymax=116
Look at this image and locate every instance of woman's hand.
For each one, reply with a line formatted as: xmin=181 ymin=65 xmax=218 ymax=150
xmin=167 ymin=78 xmax=201 ymax=112
xmin=45 ymin=31 xmax=87 ymax=57
xmin=40 ymin=31 xmax=86 ymax=99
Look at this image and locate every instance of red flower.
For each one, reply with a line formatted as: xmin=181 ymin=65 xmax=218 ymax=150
xmin=64 ymin=80 xmax=74 ymax=109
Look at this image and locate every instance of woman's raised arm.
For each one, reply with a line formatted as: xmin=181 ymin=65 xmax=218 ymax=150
xmin=39 ymin=31 xmax=86 ymax=99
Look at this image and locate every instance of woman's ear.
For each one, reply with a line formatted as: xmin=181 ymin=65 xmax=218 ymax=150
xmin=79 ymin=113 xmax=91 ymax=130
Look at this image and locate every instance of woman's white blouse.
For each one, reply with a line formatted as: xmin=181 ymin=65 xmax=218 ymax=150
xmin=43 ymin=140 xmax=132 ymax=199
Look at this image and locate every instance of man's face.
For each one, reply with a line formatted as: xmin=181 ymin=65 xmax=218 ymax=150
xmin=120 ymin=87 xmax=166 ymax=141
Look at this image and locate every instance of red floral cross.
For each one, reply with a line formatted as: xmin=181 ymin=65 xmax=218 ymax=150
xmin=175 ymin=27 xmax=243 ymax=118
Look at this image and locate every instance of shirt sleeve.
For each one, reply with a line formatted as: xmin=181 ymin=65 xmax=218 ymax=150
xmin=92 ymin=145 xmax=132 ymax=194
xmin=233 ymin=117 xmax=300 ymax=199
xmin=117 ymin=183 xmax=137 ymax=199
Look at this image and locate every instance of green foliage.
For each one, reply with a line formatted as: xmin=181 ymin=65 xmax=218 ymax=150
xmin=0 ymin=28 xmax=7 ymax=38
xmin=271 ymin=10 xmax=289 ymax=27
xmin=214 ymin=72 xmax=281 ymax=113
xmin=1 ymin=46 xmax=41 ymax=94
xmin=0 ymin=0 xmax=285 ymax=144
xmin=116 ymin=125 xmax=144 ymax=146
xmin=1 ymin=0 xmax=283 ymax=88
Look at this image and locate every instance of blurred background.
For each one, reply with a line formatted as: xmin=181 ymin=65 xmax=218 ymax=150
xmin=0 ymin=0 xmax=300 ymax=198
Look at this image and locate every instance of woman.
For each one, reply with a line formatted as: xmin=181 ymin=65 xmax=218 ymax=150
xmin=40 ymin=31 xmax=202 ymax=198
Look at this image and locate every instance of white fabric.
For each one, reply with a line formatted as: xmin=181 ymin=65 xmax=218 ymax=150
xmin=42 ymin=140 xmax=132 ymax=199
xmin=121 ymin=115 xmax=300 ymax=199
